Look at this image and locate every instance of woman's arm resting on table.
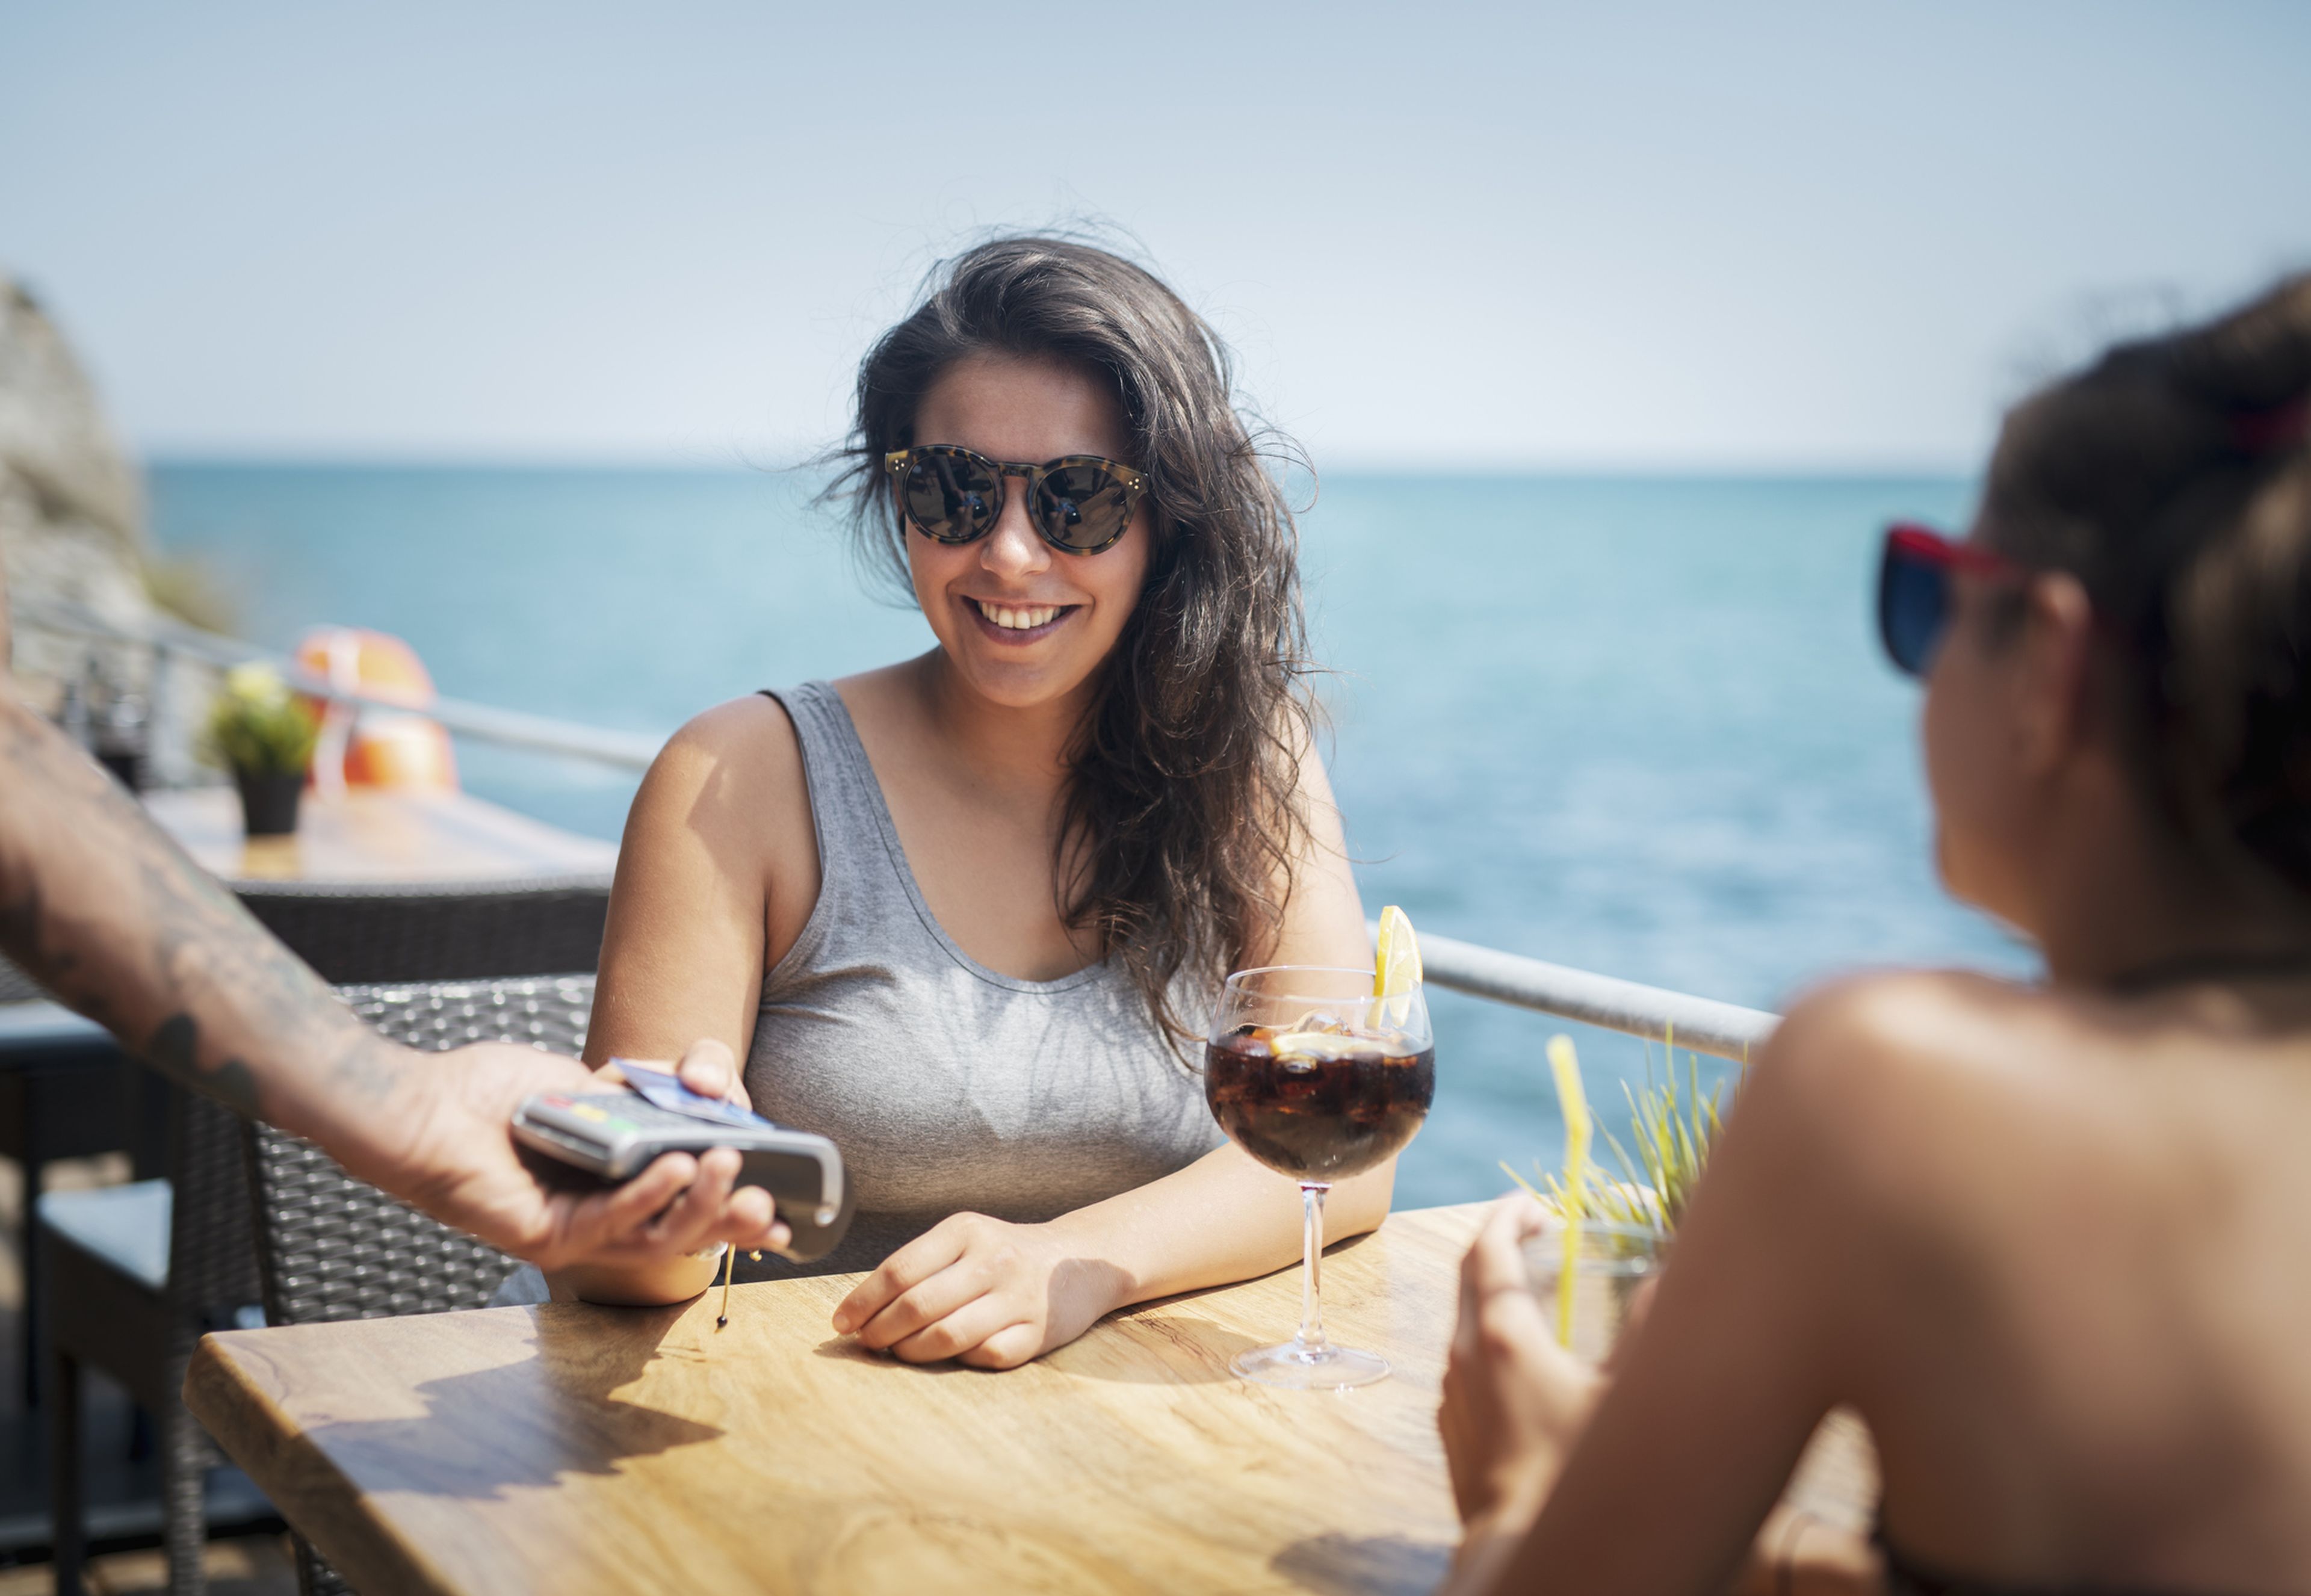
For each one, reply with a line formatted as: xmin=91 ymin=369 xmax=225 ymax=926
xmin=1439 ymin=991 xmax=1894 ymax=1596
xmin=0 ymin=691 xmax=779 ymax=1270
xmin=834 ymin=1140 xmax=1395 ymax=1368
xmin=832 ymin=731 xmax=1385 ymax=1368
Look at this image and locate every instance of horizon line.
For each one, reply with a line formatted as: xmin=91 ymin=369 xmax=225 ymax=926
xmin=140 ymin=449 xmax=1978 ymax=481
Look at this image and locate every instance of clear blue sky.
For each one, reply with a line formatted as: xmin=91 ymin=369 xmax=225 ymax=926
xmin=4 ymin=1 xmax=2307 ymax=470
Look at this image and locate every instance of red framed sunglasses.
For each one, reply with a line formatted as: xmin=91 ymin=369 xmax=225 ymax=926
xmin=1876 ymin=522 xmax=2030 ymax=678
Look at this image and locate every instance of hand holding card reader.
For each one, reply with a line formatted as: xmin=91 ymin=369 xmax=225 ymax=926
xmin=512 ymin=1060 xmax=853 ymax=1264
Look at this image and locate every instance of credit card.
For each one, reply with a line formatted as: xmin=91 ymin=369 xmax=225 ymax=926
xmin=613 ymin=1058 xmax=775 ymax=1129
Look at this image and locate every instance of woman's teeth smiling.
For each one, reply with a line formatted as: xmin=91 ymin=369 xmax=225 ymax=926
xmin=972 ymin=599 xmax=1066 ymax=631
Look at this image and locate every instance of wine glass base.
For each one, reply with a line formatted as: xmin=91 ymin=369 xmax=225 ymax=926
xmin=1230 ymin=1339 xmax=1391 ymax=1390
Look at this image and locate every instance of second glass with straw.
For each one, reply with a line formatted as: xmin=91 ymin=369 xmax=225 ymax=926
xmin=1202 ymin=908 xmax=1435 ymax=1390
xmin=1517 ymin=1035 xmax=1666 ymax=1360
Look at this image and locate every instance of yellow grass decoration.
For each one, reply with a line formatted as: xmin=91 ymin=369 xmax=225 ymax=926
xmin=1502 ymin=1027 xmax=1745 ymax=1251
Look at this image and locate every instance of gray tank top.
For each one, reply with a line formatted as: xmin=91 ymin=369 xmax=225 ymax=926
xmin=734 ymin=681 xmax=1225 ymax=1281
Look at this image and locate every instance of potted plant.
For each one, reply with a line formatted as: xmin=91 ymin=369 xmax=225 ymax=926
xmin=208 ymin=663 xmax=320 ymax=837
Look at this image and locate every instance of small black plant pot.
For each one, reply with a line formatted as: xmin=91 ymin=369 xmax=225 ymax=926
xmin=234 ymin=769 xmax=305 ymax=837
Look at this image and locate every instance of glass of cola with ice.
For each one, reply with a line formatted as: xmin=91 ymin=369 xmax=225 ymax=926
xmin=1204 ymin=965 xmax=1435 ymax=1389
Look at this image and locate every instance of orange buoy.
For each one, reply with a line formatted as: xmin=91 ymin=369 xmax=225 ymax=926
xmin=293 ymin=626 xmax=459 ymax=793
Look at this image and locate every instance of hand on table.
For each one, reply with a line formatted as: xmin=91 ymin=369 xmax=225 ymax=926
xmin=1439 ymin=1195 xmax=1605 ymax=1529
xmin=382 ymin=1036 xmax=790 ymax=1272
xmin=831 ymin=1212 xmax=1128 ymax=1370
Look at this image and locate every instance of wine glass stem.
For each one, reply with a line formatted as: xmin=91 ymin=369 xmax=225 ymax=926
xmin=1297 ymin=1182 xmax=1330 ymax=1355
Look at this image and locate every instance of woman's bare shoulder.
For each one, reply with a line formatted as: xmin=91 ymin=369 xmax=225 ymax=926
xmin=626 ymin=694 xmax=809 ymax=855
xmin=652 ymin=691 xmax=802 ymax=781
xmin=1769 ymin=968 xmax=2047 ymax=1086
xmin=1738 ymin=970 xmax=2075 ymax=1208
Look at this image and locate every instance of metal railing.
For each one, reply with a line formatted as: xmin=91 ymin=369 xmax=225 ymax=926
xmin=14 ymin=598 xmax=661 ymax=770
xmin=1408 ymin=927 xmax=1777 ymax=1062
xmin=15 ymin=598 xmax=1783 ymax=1057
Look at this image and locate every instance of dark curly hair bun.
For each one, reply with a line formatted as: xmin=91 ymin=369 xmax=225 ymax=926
xmin=1985 ymin=273 xmax=2311 ymax=891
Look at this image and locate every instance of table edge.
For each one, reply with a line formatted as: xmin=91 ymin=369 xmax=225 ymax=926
xmin=142 ymin=785 xmax=619 ymax=886
xmin=185 ymin=1333 xmax=450 ymax=1596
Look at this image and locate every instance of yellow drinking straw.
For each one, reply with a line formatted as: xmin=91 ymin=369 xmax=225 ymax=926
xmin=1546 ymin=1035 xmax=1591 ymax=1349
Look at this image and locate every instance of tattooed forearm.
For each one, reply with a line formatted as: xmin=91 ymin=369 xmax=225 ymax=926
xmin=0 ymin=694 xmax=401 ymax=1132
xmin=143 ymin=1012 xmax=261 ymax=1115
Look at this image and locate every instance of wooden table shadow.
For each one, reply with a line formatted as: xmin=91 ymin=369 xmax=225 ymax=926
xmin=187 ymin=1301 xmax=721 ymax=1585
xmin=1053 ymin=1229 xmax=1384 ymax=1387
xmin=296 ymin=1311 xmax=722 ymax=1498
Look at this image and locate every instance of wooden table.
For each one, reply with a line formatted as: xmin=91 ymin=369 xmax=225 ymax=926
xmin=185 ymin=1204 xmax=1877 ymax=1595
xmin=143 ymin=787 xmax=617 ymax=883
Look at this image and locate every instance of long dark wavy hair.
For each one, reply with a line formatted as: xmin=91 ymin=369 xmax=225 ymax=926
xmin=823 ymin=235 xmax=1317 ymax=1045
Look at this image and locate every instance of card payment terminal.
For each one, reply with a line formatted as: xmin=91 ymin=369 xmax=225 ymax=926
xmin=513 ymin=1063 xmax=853 ymax=1264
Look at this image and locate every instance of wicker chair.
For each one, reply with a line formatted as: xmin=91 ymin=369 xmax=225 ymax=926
xmin=41 ymin=878 xmax=607 ymax=1596
xmin=0 ymin=951 xmax=48 ymax=1005
xmin=42 ymin=1087 xmax=263 ymax=1596
xmin=243 ymin=974 xmax=596 ymax=1596
xmin=231 ymin=874 xmax=611 ymax=986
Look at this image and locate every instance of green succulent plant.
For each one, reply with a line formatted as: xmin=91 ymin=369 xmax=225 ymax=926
xmin=206 ymin=663 xmax=320 ymax=777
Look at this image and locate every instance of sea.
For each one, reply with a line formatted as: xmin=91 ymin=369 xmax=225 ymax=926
xmin=149 ymin=464 xmax=2035 ymax=1210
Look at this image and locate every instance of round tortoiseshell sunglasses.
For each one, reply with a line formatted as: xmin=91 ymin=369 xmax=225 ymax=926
xmin=883 ymin=445 xmax=1148 ymax=554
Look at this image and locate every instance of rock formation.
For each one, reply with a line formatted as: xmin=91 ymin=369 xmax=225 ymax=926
xmin=1 ymin=273 xmax=212 ymax=781
xmin=0 ymin=275 xmax=152 ymax=699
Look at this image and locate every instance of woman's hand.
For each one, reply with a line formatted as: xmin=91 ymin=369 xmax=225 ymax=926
xmin=593 ymin=1036 xmax=755 ymax=1104
xmin=390 ymin=1037 xmax=788 ymax=1275
xmin=831 ymin=1211 xmax=1131 ymax=1369
xmin=1440 ymin=1196 xmax=1604 ymax=1529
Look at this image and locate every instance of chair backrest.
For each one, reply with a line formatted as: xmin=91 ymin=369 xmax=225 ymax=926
xmin=242 ymin=974 xmax=595 ymax=1326
xmin=232 ymin=875 xmax=611 ymax=986
xmin=169 ymin=1089 xmax=267 ymax=1336
xmin=0 ymin=952 xmax=49 ymax=1005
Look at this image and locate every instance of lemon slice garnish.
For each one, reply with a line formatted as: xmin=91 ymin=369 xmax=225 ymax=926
xmin=1373 ymin=904 xmax=1423 ymax=999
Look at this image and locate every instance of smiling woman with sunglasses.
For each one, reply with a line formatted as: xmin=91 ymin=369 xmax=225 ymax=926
xmin=1441 ymin=274 xmax=2311 ymax=1596
xmin=522 ymin=237 xmax=1381 ymax=1362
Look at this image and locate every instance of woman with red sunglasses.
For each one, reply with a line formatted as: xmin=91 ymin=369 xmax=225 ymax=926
xmin=514 ymin=237 xmax=1383 ymax=1364
xmin=1441 ymin=275 xmax=2311 ymax=1595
